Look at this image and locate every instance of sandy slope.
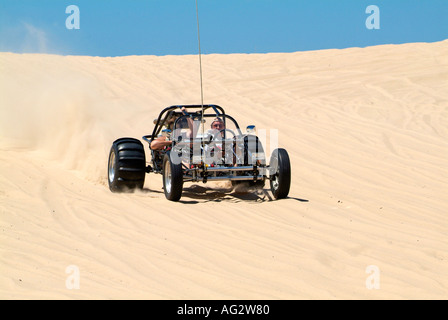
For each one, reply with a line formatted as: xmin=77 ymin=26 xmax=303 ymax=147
xmin=0 ymin=41 xmax=447 ymax=299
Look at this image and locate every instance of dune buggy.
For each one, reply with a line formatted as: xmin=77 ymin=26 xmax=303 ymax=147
xmin=108 ymin=104 xmax=290 ymax=201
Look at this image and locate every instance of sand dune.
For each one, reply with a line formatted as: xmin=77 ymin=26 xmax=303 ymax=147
xmin=1 ymin=40 xmax=447 ymax=299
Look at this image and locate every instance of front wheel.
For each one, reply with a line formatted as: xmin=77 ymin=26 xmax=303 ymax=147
xmin=269 ymin=148 xmax=291 ymax=199
xmin=163 ymin=152 xmax=184 ymax=201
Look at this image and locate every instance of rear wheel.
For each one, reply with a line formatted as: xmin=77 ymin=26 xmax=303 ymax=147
xmin=108 ymin=138 xmax=146 ymax=192
xmin=163 ymin=152 xmax=183 ymax=201
xmin=269 ymin=148 xmax=291 ymax=199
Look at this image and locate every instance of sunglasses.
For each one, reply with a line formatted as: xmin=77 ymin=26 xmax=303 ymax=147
xmin=212 ymin=123 xmax=224 ymax=128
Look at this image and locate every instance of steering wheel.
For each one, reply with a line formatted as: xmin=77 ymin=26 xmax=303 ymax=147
xmin=212 ymin=128 xmax=236 ymax=141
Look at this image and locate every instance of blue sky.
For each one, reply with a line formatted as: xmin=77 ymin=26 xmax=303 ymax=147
xmin=0 ymin=0 xmax=447 ymax=56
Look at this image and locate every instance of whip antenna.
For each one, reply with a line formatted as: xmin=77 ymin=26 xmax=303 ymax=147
xmin=195 ymin=0 xmax=205 ymax=139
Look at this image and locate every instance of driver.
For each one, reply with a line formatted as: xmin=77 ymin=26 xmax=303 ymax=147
xmin=206 ymin=117 xmax=227 ymax=164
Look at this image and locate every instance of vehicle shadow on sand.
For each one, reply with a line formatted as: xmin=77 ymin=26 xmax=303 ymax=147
xmin=179 ymin=184 xmax=309 ymax=204
xmin=138 ymin=184 xmax=309 ymax=204
xmin=180 ymin=185 xmax=265 ymax=203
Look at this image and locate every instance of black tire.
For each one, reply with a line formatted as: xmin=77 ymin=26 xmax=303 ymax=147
xmin=163 ymin=151 xmax=183 ymax=201
xmin=269 ymin=148 xmax=291 ymax=199
xmin=233 ymin=135 xmax=266 ymax=190
xmin=108 ymin=138 xmax=146 ymax=192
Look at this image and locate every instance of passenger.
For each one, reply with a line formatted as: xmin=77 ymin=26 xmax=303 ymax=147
xmin=150 ymin=107 xmax=194 ymax=150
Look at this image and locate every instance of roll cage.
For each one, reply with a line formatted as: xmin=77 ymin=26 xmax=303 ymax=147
xmin=143 ymin=104 xmax=242 ymax=142
xmin=142 ymin=104 xmax=249 ymax=174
